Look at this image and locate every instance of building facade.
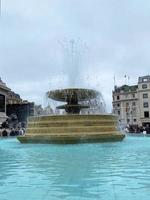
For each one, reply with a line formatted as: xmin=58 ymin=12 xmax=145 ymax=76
xmin=0 ymin=78 xmax=34 ymax=125
xmin=112 ymin=75 xmax=150 ymax=127
xmin=0 ymin=78 xmax=11 ymax=124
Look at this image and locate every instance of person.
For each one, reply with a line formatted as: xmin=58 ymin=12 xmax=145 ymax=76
xmin=124 ymin=127 xmax=129 ymax=133
xmin=145 ymin=124 xmax=150 ymax=134
xmin=18 ymin=122 xmax=22 ymax=129
xmin=1 ymin=120 xmax=9 ymax=129
xmin=9 ymin=128 xmax=16 ymax=136
xmin=15 ymin=128 xmax=19 ymax=136
xmin=2 ymin=129 xmax=8 ymax=137
xmin=18 ymin=128 xmax=24 ymax=135
xmin=139 ymin=126 xmax=144 ymax=133
xmin=143 ymin=129 xmax=147 ymax=135
xmin=0 ymin=128 xmax=2 ymax=137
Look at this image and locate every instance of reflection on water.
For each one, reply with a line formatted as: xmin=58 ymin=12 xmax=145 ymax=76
xmin=0 ymin=136 xmax=150 ymax=200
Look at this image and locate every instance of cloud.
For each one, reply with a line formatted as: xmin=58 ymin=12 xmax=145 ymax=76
xmin=1 ymin=0 xmax=150 ymax=112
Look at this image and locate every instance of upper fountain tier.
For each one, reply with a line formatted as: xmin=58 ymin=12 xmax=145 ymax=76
xmin=47 ymin=88 xmax=99 ymax=114
xmin=47 ymin=88 xmax=99 ymax=102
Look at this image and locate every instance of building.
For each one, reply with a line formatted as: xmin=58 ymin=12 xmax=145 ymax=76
xmin=7 ymin=90 xmax=22 ymax=105
xmin=6 ymin=102 xmax=34 ymax=123
xmin=112 ymin=75 xmax=150 ymax=127
xmin=0 ymin=78 xmax=34 ymax=125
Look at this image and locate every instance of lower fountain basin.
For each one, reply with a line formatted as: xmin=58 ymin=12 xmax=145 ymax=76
xmin=18 ymin=133 xmax=124 ymax=144
xmin=17 ymin=114 xmax=125 ymax=144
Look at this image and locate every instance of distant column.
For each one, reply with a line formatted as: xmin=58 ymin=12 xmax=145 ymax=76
xmin=0 ymin=94 xmax=6 ymax=113
xmin=0 ymin=93 xmax=7 ymax=124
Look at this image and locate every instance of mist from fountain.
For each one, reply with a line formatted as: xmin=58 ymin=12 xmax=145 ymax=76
xmin=39 ymin=39 xmax=106 ymax=116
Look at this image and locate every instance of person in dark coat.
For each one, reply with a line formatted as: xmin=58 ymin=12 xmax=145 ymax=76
xmin=145 ymin=125 xmax=150 ymax=134
xmin=2 ymin=129 xmax=8 ymax=137
xmin=9 ymin=128 xmax=16 ymax=136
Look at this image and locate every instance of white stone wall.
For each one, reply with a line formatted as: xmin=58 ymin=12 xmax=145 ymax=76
xmin=113 ymin=76 xmax=150 ymax=126
xmin=138 ymin=81 xmax=150 ymax=124
xmin=113 ymin=92 xmax=139 ymax=127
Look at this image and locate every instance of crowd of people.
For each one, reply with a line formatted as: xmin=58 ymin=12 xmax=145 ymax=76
xmin=124 ymin=124 xmax=150 ymax=134
xmin=0 ymin=119 xmax=26 ymax=137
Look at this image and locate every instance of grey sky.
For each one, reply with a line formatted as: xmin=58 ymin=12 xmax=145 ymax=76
xmin=1 ymin=0 xmax=150 ymax=111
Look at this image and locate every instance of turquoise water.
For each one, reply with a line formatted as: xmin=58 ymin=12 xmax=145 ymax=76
xmin=0 ymin=136 xmax=150 ymax=200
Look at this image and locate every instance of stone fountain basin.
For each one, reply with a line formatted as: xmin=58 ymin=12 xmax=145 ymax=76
xmin=17 ymin=114 xmax=125 ymax=144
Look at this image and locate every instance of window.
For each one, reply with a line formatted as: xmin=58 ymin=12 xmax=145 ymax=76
xmin=144 ymin=111 xmax=149 ymax=118
xmin=142 ymin=84 xmax=147 ymax=89
xmin=143 ymin=102 xmax=149 ymax=108
xmin=132 ymin=102 xmax=136 ymax=106
xmin=134 ymin=119 xmax=137 ymax=122
xmin=132 ymin=94 xmax=135 ymax=98
xmin=126 ymin=102 xmax=129 ymax=106
xmin=127 ymin=119 xmax=130 ymax=123
xmin=143 ymin=93 xmax=148 ymax=98
xmin=114 ymin=104 xmax=118 ymax=108
xmin=117 ymin=103 xmax=120 ymax=107
xmin=118 ymin=110 xmax=120 ymax=115
xmin=117 ymin=95 xmax=120 ymax=100
xmin=143 ymin=78 xmax=148 ymax=82
xmin=132 ymin=108 xmax=136 ymax=115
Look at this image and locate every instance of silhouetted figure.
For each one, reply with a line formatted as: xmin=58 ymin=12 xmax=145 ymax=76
xmin=139 ymin=126 xmax=144 ymax=133
xmin=2 ymin=129 xmax=8 ymax=137
xmin=145 ymin=125 xmax=150 ymax=134
xmin=1 ymin=120 xmax=9 ymax=129
xmin=9 ymin=128 xmax=16 ymax=136
xmin=18 ymin=128 xmax=24 ymax=135
xmin=15 ymin=129 xmax=19 ymax=136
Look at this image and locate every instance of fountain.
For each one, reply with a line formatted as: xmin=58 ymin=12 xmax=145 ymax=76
xmin=47 ymin=88 xmax=99 ymax=114
xmin=17 ymin=88 xmax=125 ymax=144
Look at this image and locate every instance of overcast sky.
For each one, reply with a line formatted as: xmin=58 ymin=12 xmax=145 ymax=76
xmin=1 ymin=0 xmax=150 ymax=112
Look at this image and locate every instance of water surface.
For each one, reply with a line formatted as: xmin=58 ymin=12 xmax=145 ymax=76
xmin=0 ymin=136 xmax=150 ymax=200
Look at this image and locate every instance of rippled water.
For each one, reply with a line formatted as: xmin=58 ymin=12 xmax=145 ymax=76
xmin=0 ymin=136 xmax=150 ymax=200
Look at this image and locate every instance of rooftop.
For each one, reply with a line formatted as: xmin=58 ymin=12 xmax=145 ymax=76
xmin=138 ymin=75 xmax=150 ymax=83
xmin=114 ymin=85 xmax=138 ymax=93
xmin=0 ymin=78 xmax=10 ymax=91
